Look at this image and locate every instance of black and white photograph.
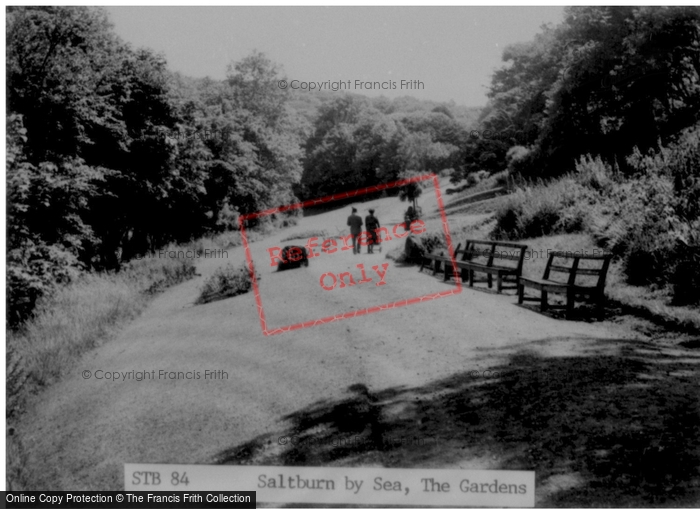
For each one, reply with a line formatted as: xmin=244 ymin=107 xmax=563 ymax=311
xmin=5 ymin=3 xmax=700 ymax=507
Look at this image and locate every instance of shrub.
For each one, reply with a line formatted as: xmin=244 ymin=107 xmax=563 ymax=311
xmin=673 ymin=243 xmax=700 ymax=306
xmin=196 ymin=262 xmax=259 ymax=305
xmin=614 ymin=125 xmax=700 ymax=300
xmin=493 ymin=170 xmax=510 ymax=188
xmin=575 ymin=154 xmax=616 ymax=194
xmin=7 ymin=241 xmax=82 ymax=328
xmin=491 ymin=178 xmax=593 ymax=240
xmin=406 ymin=231 xmax=447 ymax=262
xmin=506 ymin=145 xmax=531 ymax=174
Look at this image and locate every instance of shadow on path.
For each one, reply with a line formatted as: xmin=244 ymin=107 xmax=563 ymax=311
xmin=213 ymin=337 xmax=700 ymax=506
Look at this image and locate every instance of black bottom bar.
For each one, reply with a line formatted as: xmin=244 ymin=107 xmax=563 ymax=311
xmin=3 ymin=492 xmax=255 ymax=509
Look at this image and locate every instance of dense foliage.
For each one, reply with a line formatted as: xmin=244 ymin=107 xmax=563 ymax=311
xmin=298 ymin=95 xmax=475 ymax=200
xmin=492 ymin=124 xmax=700 ymax=304
xmin=6 ymin=7 xmax=304 ymax=325
xmin=457 ymin=6 xmax=700 ymax=181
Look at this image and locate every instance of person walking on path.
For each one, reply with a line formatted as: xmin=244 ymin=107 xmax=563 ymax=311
xmin=347 ymin=207 xmax=363 ymax=255
xmin=365 ymin=209 xmax=380 ymax=254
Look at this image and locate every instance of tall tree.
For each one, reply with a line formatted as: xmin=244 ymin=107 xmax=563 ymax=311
xmin=476 ymin=6 xmax=700 ymax=180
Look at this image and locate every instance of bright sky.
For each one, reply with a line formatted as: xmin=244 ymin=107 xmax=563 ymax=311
xmin=105 ymin=6 xmax=565 ymax=107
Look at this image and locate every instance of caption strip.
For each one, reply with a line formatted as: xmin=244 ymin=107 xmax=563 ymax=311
xmin=124 ymin=464 xmax=535 ymax=507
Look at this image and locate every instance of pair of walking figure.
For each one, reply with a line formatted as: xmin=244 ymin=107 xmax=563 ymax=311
xmin=347 ymin=208 xmax=380 ymax=254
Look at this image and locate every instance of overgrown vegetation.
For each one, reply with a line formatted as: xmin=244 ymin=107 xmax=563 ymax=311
xmin=492 ymin=124 xmax=700 ymax=306
xmin=7 ymin=255 xmax=196 ymax=418
xmin=491 ymin=177 xmax=594 ymax=240
xmin=196 ymin=262 xmax=259 ymax=305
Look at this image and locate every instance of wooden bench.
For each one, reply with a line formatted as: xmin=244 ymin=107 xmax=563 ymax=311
xmin=450 ymin=240 xmax=528 ymax=293
xmin=421 ymin=240 xmax=528 ymax=294
xmin=420 ymin=241 xmax=480 ymax=277
xmin=420 ymin=242 xmax=461 ymax=276
xmin=518 ymin=251 xmax=612 ymax=318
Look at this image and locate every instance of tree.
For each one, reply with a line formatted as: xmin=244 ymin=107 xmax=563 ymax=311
xmin=480 ymin=6 xmax=700 ymax=180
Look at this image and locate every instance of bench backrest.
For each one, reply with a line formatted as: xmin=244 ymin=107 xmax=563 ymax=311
xmin=462 ymin=240 xmax=528 ymax=272
xmin=543 ymin=251 xmax=612 ymax=289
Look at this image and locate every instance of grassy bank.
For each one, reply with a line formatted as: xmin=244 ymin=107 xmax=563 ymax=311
xmin=5 ymin=220 xmax=289 ymax=489
xmin=6 ymin=253 xmax=197 ymax=489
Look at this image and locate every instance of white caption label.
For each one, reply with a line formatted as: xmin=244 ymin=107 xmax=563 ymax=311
xmin=125 ymin=463 xmax=535 ymax=507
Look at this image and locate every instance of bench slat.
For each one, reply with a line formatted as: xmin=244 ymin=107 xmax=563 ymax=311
xmin=468 ymin=240 xmax=528 ymax=250
xmin=549 ymin=265 xmax=605 ymax=276
xmin=570 ymin=267 xmax=605 ymax=276
xmin=491 ymin=252 xmax=526 ymax=261
xmin=548 ymin=250 xmax=611 ymax=260
xmin=455 ymin=261 xmax=519 ymax=274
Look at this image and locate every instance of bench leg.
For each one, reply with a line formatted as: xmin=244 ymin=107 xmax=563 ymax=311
xmin=469 ymin=270 xmax=474 ymax=287
xmin=487 ymin=273 xmax=493 ymax=288
xmin=541 ymin=290 xmax=548 ymax=312
xmin=596 ymin=291 xmax=605 ymax=319
xmin=566 ymin=289 xmax=575 ymax=319
xmin=518 ymin=284 xmax=524 ymax=304
xmin=497 ymin=275 xmax=503 ymax=293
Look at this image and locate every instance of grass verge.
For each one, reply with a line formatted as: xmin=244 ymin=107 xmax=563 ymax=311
xmin=6 ymin=255 xmax=197 ymax=489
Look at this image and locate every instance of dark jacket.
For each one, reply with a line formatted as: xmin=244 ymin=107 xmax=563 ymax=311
xmin=347 ymin=214 xmax=363 ymax=234
xmin=365 ymin=214 xmax=380 ymax=240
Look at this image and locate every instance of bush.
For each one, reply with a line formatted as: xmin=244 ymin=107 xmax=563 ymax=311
xmin=673 ymin=243 xmax=700 ymax=306
xmin=196 ymin=262 xmax=259 ymax=305
xmin=575 ymin=154 xmax=616 ymax=194
xmin=611 ymin=125 xmax=700 ymax=299
xmin=506 ymin=145 xmax=531 ymax=175
xmin=404 ymin=231 xmax=447 ymax=263
xmin=491 ymin=177 xmax=593 ymax=240
xmin=466 ymin=173 xmax=480 ymax=187
xmin=7 ymin=241 xmax=82 ymax=328
xmin=493 ymin=170 xmax=510 ymax=188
